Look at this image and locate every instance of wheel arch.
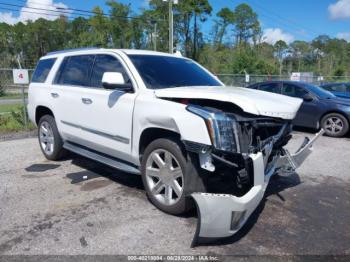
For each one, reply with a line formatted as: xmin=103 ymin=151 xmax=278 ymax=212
xmin=138 ymin=127 xmax=182 ymax=162
xmin=35 ymin=106 xmax=55 ymax=125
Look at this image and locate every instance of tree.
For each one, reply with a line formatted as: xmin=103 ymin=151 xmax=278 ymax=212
xmin=274 ymin=40 xmax=288 ymax=75
xmin=213 ymin=7 xmax=234 ymax=48
xmin=87 ymin=7 xmax=110 ymax=47
xmin=107 ymin=1 xmax=132 ymax=48
xmin=67 ymin=17 xmax=90 ymax=48
xmin=290 ymin=40 xmax=310 ymax=71
xmin=176 ymin=0 xmax=212 ymax=59
xmin=232 ymin=4 xmax=260 ymax=45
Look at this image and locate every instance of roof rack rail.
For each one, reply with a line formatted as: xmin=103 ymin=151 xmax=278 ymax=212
xmin=46 ymin=47 xmax=100 ymax=56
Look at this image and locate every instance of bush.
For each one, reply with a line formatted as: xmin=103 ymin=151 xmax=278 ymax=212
xmin=0 ymin=114 xmax=23 ymax=132
xmin=10 ymin=106 xmax=26 ymax=126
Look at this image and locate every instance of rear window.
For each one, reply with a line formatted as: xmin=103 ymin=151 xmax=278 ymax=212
xmin=55 ymin=55 xmax=95 ymax=86
xmin=31 ymin=58 xmax=56 ymax=83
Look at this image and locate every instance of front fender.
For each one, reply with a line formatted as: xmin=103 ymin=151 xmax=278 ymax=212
xmin=131 ymin=94 xmax=212 ymax=164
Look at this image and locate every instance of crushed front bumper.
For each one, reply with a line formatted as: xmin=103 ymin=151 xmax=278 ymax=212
xmin=191 ymin=129 xmax=324 ymax=247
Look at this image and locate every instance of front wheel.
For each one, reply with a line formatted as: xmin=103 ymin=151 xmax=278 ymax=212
xmin=321 ymin=113 xmax=349 ymax=137
xmin=141 ymin=138 xmax=206 ymax=215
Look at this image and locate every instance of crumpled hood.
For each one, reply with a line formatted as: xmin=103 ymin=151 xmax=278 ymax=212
xmin=155 ymin=86 xmax=303 ymax=120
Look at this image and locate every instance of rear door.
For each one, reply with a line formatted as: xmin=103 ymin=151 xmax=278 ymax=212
xmin=28 ymin=58 xmax=57 ymax=123
xmin=51 ymin=54 xmax=95 ymax=142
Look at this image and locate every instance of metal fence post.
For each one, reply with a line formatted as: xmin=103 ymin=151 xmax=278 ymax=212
xmin=21 ymin=84 xmax=28 ymax=128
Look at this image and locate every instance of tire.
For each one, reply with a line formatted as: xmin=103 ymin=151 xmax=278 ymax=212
xmin=321 ymin=113 xmax=349 ymax=137
xmin=141 ymin=138 xmax=207 ymax=215
xmin=38 ymin=115 xmax=66 ymax=160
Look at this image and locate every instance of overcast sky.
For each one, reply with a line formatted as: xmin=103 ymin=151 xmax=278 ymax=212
xmin=1 ymin=0 xmax=350 ymax=44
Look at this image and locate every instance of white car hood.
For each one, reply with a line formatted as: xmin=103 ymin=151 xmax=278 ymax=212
xmin=155 ymin=86 xmax=303 ymax=120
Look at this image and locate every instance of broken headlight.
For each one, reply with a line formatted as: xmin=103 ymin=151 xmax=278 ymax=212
xmin=187 ymin=105 xmax=239 ymax=152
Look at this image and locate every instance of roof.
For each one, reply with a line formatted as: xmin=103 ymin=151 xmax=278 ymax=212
xmin=45 ymin=48 xmax=179 ymax=58
xmin=46 ymin=47 xmax=100 ymax=55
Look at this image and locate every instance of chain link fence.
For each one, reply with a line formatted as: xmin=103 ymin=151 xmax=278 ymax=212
xmin=216 ymin=74 xmax=350 ymax=87
xmin=0 ymin=68 xmax=34 ymax=94
xmin=0 ymin=69 xmax=34 ymax=132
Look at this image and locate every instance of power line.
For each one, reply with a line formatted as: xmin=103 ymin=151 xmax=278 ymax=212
xmin=0 ymin=6 xmax=76 ymax=19
xmin=0 ymin=2 xmax=107 ymax=18
xmin=11 ymin=0 xmax=164 ymax=23
xmin=251 ymin=0 xmax=323 ymax=35
xmin=14 ymin=0 xmax=109 ymax=15
xmin=0 ymin=2 xmax=88 ymax=17
xmin=244 ymin=0 xmax=323 ymax=37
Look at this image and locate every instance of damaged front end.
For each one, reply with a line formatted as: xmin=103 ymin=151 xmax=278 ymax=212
xmin=185 ymin=103 xmax=324 ymax=247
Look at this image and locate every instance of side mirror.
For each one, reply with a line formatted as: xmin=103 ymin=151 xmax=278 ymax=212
xmin=302 ymin=93 xmax=314 ymax=102
xmin=102 ymin=72 xmax=133 ymax=92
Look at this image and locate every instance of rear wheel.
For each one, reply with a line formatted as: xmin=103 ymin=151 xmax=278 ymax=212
xmin=321 ymin=113 xmax=349 ymax=137
xmin=38 ymin=115 xmax=66 ymax=160
xmin=141 ymin=138 xmax=206 ymax=215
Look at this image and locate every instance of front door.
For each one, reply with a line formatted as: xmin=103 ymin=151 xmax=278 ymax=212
xmin=54 ymin=53 xmax=137 ymax=162
xmin=76 ymin=54 xmax=137 ymax=161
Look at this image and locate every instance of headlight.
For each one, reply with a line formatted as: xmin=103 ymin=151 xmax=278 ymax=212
xmin=187 ymin=105 xmax=239 ymax=152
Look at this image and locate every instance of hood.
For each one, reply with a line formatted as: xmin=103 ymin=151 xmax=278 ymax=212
xmin=155 ymin=86 xmax=303 ymax=120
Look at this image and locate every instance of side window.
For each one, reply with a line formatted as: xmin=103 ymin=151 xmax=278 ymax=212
xmin=282 ymin=83 xmax=308 ymax=98
xmin=90 ymin=55 xmax=130 ymax=88
xmin=258 ymin=83 xmax=280 ymax=94
xmin=56 ymin=55 xmax=95 ymax=86
xmin=31 ymin=58 xmax=56 ymax=83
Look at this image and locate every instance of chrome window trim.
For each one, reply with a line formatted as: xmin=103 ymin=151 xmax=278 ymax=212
xmin=51 ymin=52 xmax=137 ymax=92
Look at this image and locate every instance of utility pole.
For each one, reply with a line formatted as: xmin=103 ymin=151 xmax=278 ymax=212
xmin=163 ymin=0 xmax=178 ymax=54
xmin=151 ymin=20 xmax=157 ymax=51
xmin=16 ymin=55 xmax=28 ymax=128
xmin=169 ymin=0 xmax=173 ymax=54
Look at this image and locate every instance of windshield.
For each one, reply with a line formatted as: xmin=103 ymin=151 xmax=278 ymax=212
xmin=300 ymin=82 xmax=336 ymax=99
xmin=128 ymin=55 xmax=222 ymax=89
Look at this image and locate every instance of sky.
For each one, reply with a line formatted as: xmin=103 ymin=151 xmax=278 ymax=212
xmin=1 ymin=0 xmax=350 ymax=44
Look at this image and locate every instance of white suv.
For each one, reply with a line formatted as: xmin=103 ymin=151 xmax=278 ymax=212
xmin=28 ymin=48 xmax=323 ymax=245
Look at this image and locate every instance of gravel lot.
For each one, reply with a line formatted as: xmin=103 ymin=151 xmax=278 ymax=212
xmin=0 ymin=132 xmax=349 ymax=256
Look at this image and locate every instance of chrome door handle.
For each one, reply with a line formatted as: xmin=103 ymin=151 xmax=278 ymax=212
xmin=82 ymin=98 xmax=93 ymax=104
xmin=51 ymin=93 xmax=59 ymax=98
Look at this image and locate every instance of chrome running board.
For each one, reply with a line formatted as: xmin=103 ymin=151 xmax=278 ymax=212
xmin=63 ymin=141 xmax=140 ymax=175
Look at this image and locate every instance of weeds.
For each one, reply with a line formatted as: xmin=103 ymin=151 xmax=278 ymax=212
xmin=0 ymin=105 xmax=35 ymax=133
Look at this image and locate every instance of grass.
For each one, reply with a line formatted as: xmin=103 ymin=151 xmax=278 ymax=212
xmin=0 ymin=103 xmax=22 ymax=114
xmin=0 ymin=104 xmax=35 ymax=133
xmin=0 ymin=93 xmax=27 ymax=100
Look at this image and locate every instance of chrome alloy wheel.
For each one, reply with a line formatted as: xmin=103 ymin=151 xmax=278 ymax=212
xmin=324 ymin=116 xmax=344 ymax=135
xmin=145 ymin=149 xmax=184 ymax=206
xmin=39 ymin=121 xmax=55 ymax=155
